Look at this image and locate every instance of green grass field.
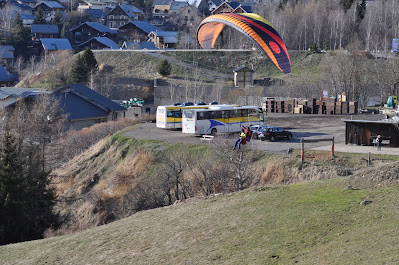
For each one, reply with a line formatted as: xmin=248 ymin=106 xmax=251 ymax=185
xmin=1 ymin=177 xmax=398 ymax=264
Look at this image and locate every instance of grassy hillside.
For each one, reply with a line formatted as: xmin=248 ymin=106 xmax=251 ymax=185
xmin=1 ymin=178 xmax=399 ymax=264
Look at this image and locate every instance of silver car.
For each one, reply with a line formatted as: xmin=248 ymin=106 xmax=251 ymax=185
xmin=250 ymin=125 xmax=269 ymax=139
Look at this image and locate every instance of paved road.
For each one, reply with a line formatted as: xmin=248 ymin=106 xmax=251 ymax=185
xmin=123 ymin=113 xmax=399 ymax=156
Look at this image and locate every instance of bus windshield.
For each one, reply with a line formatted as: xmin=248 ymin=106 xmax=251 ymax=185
xmin=183 ymin=109 xmax=196 ymax=118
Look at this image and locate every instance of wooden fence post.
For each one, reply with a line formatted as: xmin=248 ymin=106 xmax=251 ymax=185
xmin=301 ymin=138 xmax=304 ymax=165
xmin=332 ymin=136 xmax=335 ymax=158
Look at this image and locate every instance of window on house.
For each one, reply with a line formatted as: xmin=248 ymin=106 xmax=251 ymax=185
xmin=109 ymin=15 xmax=114 ymax=19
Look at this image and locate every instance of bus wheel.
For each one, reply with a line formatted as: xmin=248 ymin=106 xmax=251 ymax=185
xmin=211 ymin=128 xmax=217 ymax=135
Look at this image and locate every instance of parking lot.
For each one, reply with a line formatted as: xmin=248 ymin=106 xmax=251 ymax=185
xmin=124 ymin=113 xmax=398 ymax=155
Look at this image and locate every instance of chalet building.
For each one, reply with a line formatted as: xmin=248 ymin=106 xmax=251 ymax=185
xmin=77 ymin=0 xmax=118 ymax=13
xmin=0 ymin=65 xmax=17 ymax=87
xmin=118 ymin=21 xmax=161 ymax=42
xmin=106 ymin=4 xmax=144 ymax=29
xmin=121 ymin=41 xmax=157 ymax=50
xmin=34 ymin=38 xmax=73 ymax=58
xmin=211 ymin=1 xmax=252 ymax=14
xmin=54 ymin=84 xmax=127 ymax=131
xmin=0 ymin=87 xmax=43 ymax=109
xmin=31 ymin=24 xmax=59 ymax=42
xmin=0 ymin=45 xmax=14 ymax=70
xmin=152 ymin=0 xmax=173 ymax=19
xmin=2 ymin=0 xmax=34 ymax=25
xmin=34 ymin=1 xmax=65 ymax=23
xmin=208 ymin=0 xmax=222 ymax=13
xmin=16 ymin=0 xmax=36 ymax=7
xmin=70 ymin=22 xmax=117 ymax=45
xmin=170 ymin=0 xmax=210 ymax=16
xmin=148 ymin=30 xmax=178 ymax=49
xmin=84 ymin=8 xmax=107 ymax=23
xmin=169 ymin=3 xmax=201 ymax=27
xmin=77 ymin=36 xmax=118 ymax=50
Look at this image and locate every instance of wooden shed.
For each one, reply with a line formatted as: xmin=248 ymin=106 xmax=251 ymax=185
xmin=344 ymin=119 xmax=399 ymax=147
xmin=234 ymin=66 xmax=253 ymax=89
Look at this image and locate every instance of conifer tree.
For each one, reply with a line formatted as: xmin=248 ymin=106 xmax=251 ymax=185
xmin=0 ymin=129 xmax=26 ymax=244
xmin=69 ymin=54 xmax=88 ymax=83
xmin=158 ymin=59 xmax=171 ymax=76
xmin=82 ymin=48 xmax=98 ymax=75
xmin=9 ymin=13 xmax=31 ymax=59
xmin=33 ymin=7 xmax=46 ymax=24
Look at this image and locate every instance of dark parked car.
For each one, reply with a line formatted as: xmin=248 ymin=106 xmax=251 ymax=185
xmin=209 ymin=101 xmax=219 ymax=105
xmin=259 ymin=127 xmax=293 ymax=141
xmin=196 ymin=101 xmax=207 ymax=105
xmin=173 ymin=102 xmax=183 ymax=106
xmin=183 ymin=102 xmax=194 ymax=106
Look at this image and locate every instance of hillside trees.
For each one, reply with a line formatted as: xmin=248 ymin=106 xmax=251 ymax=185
xmin=0 ymin=128 xmax=57 ymax=245
xmin=9 ymin=13 xmax=31 ymax=59
xmin=158 ymin=59 xmax=171 ymax=76
xmin=69 ymin=50 xmax=99 ymax=86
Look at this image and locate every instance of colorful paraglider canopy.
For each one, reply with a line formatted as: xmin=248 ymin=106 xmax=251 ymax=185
xmin=197 ymin=13 xmax=291 ymax=74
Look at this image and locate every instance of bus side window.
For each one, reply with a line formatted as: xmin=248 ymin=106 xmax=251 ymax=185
xmin=241 ymin=109 xmax=248 ymax=117
xmin=222 ymin=111 xmax=229 ymax=119
xmin=174 ymin=111 xmax=182 ymax=118
xmin=229 ymin=111 xmax=237 ymax=118
xmin=167 ymin=110 xmax=174 ymax=117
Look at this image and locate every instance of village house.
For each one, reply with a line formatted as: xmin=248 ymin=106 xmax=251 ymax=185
xmin=53 ymin=84 xmax=127 ymax=131
xmin=34 ymin=1 xmax=65 ymax=23
xmin=83 ymin=8 xmax=107 ymax=23
xmin=33 ymin=38 xmax=73 ymax=59
xmin=106 ymin=4 xmax=144 ymax=29
xmin=148 ymin=30 xmax=178 ymax=49
xmin=77 ymin=0 xmax=118 ymax=13
xmin=0 ymin=45 xmax=14 ymax=70
xmin=31 ymin=24 xmax=59 ymax=42
xmin=211 ymin=1 xmax=252 ymax=14
xmin=77 ymin=36 xmax=118 ymax=50
xmin=0 ymin=87 xmax=43 ymax=109
xmin=0 ymin=65 xmax=18 ymax=87
xmin=2 ymin=0 xmax=35 ymax=25
xmin=16 ymin=0 xmax=36 ymax=7
xmin=121 ymin=41 xmax=157 ymax=50
xmin=118 ymin=21 xmax=161 ymax=42
xmin=169 ymin=2 xmax=201 ymax=27
xmin=152 ymin=0 xmax=173 ymax=20
xmin=70 ymin=22 xmax=117 ymax=45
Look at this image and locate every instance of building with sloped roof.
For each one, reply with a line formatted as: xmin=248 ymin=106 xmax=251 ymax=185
xmin=0 ymin=87 xmax=43 ymax=108
xmin=0 ymin=46 xmax=14 ymax=70
xmin=118 ymin=21 xmax=161 ymax=42
xmin=77 ymin=37 xmax=119 ymax=50
xmin=31 ymin=24 xmax=59 ymax=42
xmin=0 ymin=65 xmax=18 ymax=87
xmin=77 ymin=0 xmax=118 ymax=13
xmin=34 ymin=1 xmax=65 ymax=22
xmin=71 ymin=22 xmax=117 ymax=45
xmin=34 ymin=38 xmax=73 ymax=58
xmin=211 ymin=1 xmax=252 ymax=14
xmin=121 ymin=41 xmax=157 ymax=50
xmin=148 ymin=30 xmax=178 ymax=49
xmin=106 ymin=4 xmax=144 ymax=29
xmin=152 ymin=0 xmax=173 ymax=19
xmin=83 ymin=8 xmax=107 ymax=23
xmin=53 ymin=84 xmax=127 ymax=130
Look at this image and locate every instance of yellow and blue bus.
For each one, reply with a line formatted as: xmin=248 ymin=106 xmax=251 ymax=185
xmin=156 ymin=105 xmax=209 ymax=129
xmin=182 ymin=105 xmax=263 ymax=135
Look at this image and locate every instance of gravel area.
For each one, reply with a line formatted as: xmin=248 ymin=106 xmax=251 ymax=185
xmin=123 ymin=113 xmax=399 ymax=156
